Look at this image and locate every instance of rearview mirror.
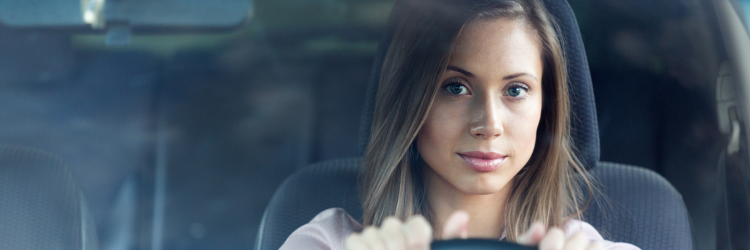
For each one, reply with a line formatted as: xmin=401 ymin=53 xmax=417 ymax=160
xmin=0 ymin=0 xmax=253 ymax=30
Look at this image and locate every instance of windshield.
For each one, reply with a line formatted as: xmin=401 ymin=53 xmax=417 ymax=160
xmin=0 ymin=0 xmax=741 ymax=249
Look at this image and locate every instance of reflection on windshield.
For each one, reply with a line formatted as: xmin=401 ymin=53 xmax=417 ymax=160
xmin=0 ymin=0 xmax=739 ymax=249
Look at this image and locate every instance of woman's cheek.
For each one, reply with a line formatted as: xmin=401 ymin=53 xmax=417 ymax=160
xmin=506 ymin=102 xmax=542 ymax=165
xmin=418 ymin=103 xmax=467 ymax=161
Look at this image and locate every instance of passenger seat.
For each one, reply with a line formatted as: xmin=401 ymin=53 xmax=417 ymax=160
xmin=0 ymin=145 xmax=99 ymax=250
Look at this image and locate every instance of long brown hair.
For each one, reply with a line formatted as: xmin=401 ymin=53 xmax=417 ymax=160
xmin=359 ymin=0 xmax=595 ymax=241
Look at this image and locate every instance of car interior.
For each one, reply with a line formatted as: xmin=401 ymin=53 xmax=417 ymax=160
xmin=0 ymin=0 xmax=748 ymax=249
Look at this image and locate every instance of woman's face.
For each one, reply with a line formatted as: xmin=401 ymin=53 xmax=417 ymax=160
xmin=417 ymin=18 xmax=543 ymax=195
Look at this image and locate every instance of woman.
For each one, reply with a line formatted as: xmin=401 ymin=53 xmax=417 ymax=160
xmin=281 ymin=0 xmax=639 ymax=249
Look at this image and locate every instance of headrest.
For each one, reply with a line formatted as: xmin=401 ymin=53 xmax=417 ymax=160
xmin=357 ymin=0 xmax=600 ymax=169
xmin=0 ymin=145 xmax=99 ymax=250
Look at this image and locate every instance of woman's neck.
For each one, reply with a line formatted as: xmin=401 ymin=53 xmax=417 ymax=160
xmin=425 ymin=167 xmax=512 ymax=240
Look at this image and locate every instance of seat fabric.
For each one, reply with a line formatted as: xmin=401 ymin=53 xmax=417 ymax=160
xmin=585 ymin=162 xmax=692 ymax=249
xmin=254 ymin=158 xmax=362 ymax=250
xmin=255 ymin=159 xmax=692 ymax=250
xmin=0 ymin=145 xmax=99 ymax=250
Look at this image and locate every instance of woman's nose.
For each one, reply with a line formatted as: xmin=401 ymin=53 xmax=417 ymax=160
xmin=469 ymin=98 xmax=504 ymax=139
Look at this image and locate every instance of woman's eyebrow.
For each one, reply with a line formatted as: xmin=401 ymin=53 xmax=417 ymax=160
xmin=448 ymin=66 xmax=538 ymax=81
xmin=446 ymin=65 xmax=475 ymax=78
xmin=503 ymin=72 xmax=538 ymax=81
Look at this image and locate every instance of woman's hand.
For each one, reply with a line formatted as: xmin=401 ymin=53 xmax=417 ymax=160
xmin=344 ymin=211 xmax=470 ymax=250
xmin=517 ymin=222 xmax=604 ymax=250
xmin=346 ymin=213 xmax=604 ymax=250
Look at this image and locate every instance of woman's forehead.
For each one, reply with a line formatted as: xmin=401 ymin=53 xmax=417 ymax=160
xmin=448 ymin=18 xmax=543 ymax=81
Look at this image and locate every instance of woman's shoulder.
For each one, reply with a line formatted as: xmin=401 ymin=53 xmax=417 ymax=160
xmin=563 ymin=219 xmax=641 ymax=250
xmin=279 ymin=208 xmax=363 ymax=250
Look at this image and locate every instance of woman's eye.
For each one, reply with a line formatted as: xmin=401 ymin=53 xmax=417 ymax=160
xmin=445 ymin=84 xmax=468 ymax=95
xmin=505 ymin=86 xmax=528 ymax=97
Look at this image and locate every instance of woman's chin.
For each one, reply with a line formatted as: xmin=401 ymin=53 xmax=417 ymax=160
xmin=461 ymin=188 xmax=502 ymax=195
xmin=456 ymin=179 xmax=510 ymax=195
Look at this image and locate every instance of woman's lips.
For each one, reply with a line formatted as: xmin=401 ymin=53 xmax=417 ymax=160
xmin=458 ymin=151 xmax=507 ymax=172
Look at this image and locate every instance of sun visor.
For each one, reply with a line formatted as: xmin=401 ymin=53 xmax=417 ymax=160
xmin=0 ymin=0 xmax=253 ymax=31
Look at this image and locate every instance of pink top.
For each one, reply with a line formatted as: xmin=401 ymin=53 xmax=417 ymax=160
xmin=280 ymin=208 xmax=640 ymax=250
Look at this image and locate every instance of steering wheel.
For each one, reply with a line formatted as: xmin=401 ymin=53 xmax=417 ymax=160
xmin=431 ymin=239 xmax=536 ymax=250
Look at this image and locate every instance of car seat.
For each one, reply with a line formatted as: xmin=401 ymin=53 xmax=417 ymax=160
xmin=254 ymin=0 xmax=693 ymax=249
xmin=0 ymin=145 xmax=99 ymax=250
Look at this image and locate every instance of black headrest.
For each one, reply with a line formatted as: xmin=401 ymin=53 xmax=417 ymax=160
xmin=0 ymin=145 xmax=99 ymax=250
xmin=357 ymin=0 xmax=600 ymax=169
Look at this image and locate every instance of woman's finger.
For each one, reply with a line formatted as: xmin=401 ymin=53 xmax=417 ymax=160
xmin=404 ymin=215 xmax=432 ymax=250
xmin=538 ymin=227 xmax=565 ymax=250
xmin=585 ymin=242 xmax=604 ymax=250
xmin=345 ymin=234 xmax=369 ymax=250
xmin=379 ymin=217 xmax=406 ymax=250
xmin=361 ymin=227 xmax=386 ymax=250
xmin=517 ymin=221 xmax=546 ymax=246
xmin=563 ymin=232 xmax=587 ymax=250
xmin=441 ymin=210 xmax=470 ymax=239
